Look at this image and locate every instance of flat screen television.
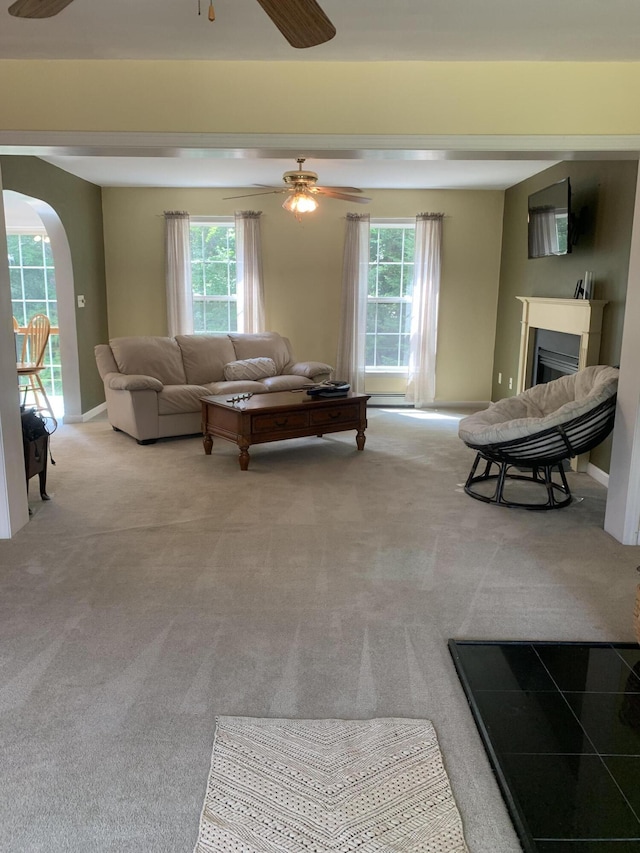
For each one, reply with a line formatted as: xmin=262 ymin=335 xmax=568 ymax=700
xmin=527 ymin=178 xmax=572 ymax=259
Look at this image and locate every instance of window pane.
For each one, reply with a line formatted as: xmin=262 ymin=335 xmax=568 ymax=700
xmin=402 ymin=263 xmax=414 ymax=298
xmin=367 ymin=265 xmax=378 ymax=297
xmin=376 ymin=303 xmax=402 ymax=334
xmin=369 ymin=229 xmax=380 ymax=264
xmin=23 ymin=268 xmax=46 ymax=300
xmin=20 ymin=237 xmax=45 ymax=266
xmin=399 ymin=335 xmax=410 ymax=365
xmin=376 ymin=336 xmax=402 ymax=366
xmin=366 ymin=301 xmax=378 ymax=334
xmin=205 ymin=300 xmax=231 ymax=332
xmin=365 ymin=335 xmax=376 ymax=365
xmin=377 ymin=265 xmax=402 ymax=297
xmin=7 ymin=234 xmax=19 ymax=261
xmin=10 ymin=268 xmax=23 ymax=299
xmin=193 ymin=299 xmax=205 ymax=331
xmin=191 ymin=263 xmax=205 ymax=296
xmin=401 ymin=302 xmax=412 ymax=334
xmin=403 ymin=229 xmax=415 ymax=262
xmin=378 ymin=228 xmax=404 ymax=262
xmin=206 ymin=262 xmax=230 ymax=297
xmin=190 ymin=228 xmax=204 ymax=261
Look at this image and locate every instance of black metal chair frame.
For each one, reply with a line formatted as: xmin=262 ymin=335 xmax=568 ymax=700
xmin=463 ymin=394 xmax=617 ymax=510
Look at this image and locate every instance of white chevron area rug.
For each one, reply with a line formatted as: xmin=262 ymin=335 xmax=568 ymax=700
xmin=194 ymin=716 xmax=469 ymax=852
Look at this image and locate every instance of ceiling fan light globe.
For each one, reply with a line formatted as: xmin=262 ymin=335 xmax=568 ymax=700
xmin=283 ymin=192 xmax=318 ymax=214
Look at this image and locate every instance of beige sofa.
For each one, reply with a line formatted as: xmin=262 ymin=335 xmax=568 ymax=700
xmin=94 ymin=332 xmax=333 ymax=443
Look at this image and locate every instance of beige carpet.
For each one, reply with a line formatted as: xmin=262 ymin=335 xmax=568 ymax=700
xmin=194 ymin=716 xmax=469 ymax=853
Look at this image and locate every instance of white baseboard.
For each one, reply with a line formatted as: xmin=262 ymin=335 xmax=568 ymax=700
xmin=368 ymin=395 xmax=491 ymax=410
xmin=587 ymin=462 xmax=609 ymax=489
xmin=64 ymin=401 xmax=107 ymax=423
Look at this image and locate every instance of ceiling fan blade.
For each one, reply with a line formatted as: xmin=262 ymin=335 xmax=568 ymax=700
xmin=316 ymin=186 xmax=364 ymax=194
xmin=255 ymin=0 xmax=336 ymax=49
xmin=316 ymin=189 xmax=371 ymax=203
xmin=222 ymin=190 xmax=285 ymax=200
xmin=9 ymin=0 xmax=75 ymax=17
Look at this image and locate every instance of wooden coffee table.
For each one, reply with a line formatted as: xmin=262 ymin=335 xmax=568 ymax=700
xmin=201 ymin=391 xmax=370 ymax=470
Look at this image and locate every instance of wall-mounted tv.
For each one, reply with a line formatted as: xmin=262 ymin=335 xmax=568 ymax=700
xmin=528 ymin=178 xmax=572 ymax=259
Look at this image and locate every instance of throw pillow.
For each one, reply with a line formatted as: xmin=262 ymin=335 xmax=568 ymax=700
xmin=223 ymin=357 xmax=277 ymax=381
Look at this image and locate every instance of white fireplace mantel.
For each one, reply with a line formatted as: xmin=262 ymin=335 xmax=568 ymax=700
xmin=516 ymin=296 xmax=608 ymax=394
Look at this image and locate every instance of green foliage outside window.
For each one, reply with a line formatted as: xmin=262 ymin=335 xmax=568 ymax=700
xmin=367 ymin=225 xmax=415 ymax=368
xmin=190 ymin=223 xmax=237 ymax=333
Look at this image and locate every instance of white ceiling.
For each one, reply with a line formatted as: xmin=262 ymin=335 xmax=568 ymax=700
xmin=2 ymin=0 xmax=638 ymax=190
xmin=37 ymin=154 xmax=559 ymax=191
xmin=3 ymin=0 xmax=640 ymax=62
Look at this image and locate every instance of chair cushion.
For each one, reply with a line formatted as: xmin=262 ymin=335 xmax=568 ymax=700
xmin=459 ymin=365 xmax=619 ymax=447
xmin=223 ymin=357 xmax=277 ymax=381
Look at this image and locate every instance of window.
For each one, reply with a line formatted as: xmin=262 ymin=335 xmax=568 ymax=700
xmin=7 ymin=232 xmax=62 ymax=401
xmin=366 ymin=223 xmax=415 ymax=369
xmin=190 ymin=220 xmax=237 ymax=333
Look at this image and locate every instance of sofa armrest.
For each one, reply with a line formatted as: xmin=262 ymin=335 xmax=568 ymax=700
xmin=286 ymin=361 xmax=334 ymax=379
xmin=106 ymin=373 xmax=163 ymax=392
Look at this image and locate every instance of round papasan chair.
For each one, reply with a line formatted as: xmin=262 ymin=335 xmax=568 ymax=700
xmin=458 ymin=364 xmax=619 ymax=510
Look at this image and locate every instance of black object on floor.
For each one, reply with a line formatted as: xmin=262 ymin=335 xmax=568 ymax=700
xmin=448 ymin=640 xmax=640 ymax=852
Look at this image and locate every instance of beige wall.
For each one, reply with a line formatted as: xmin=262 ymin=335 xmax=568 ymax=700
xmin=493 ymin=160 xmax=638 ymax=472
xmin=102 ymin=186 xmax=504 ymax=402
xmin=3 ymin=61 xmax=640 ymax=135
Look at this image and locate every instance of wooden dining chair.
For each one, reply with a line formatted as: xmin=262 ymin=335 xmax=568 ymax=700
xmin=17 ymin=313 xmax=57 ymax=425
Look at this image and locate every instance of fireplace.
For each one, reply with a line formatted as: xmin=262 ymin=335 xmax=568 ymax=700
xmin=516 ymin=296 xmax=608 ymax=471
xmin=532 ymin=329 xmax=580 ymax=385
xmin=516 ymin=296 xmax=608 ymax=394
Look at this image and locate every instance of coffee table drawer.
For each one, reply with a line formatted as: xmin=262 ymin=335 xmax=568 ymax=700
xmin=310 ymin=404 xmax=361 ymax=426
xmin=252 ymin=411 xmax=309 ymax=433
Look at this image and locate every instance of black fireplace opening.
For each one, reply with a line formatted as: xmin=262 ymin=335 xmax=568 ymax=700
xmin=532 ymin=329 xmax=580 ymax=385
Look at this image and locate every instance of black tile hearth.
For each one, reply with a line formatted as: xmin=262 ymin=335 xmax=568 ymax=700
xmin=448 ymin=641 xmax=640 ymax=853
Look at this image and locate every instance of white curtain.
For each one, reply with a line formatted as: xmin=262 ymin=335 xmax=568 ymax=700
xmin=164 ymin=211 xmax=193 ymax=336
xmin=336 ymin=213 xmax=370 ymax=393
xmin=235 ymin=210 xmax=265 ymax=334
xmin=406 ymin=213 xmax=444 ymax=407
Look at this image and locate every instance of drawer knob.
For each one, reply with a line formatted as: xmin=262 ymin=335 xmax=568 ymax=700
xmin=275 ymin=418 xmax=288 ymax=427
xmin=328 ymin=411 xmax=340 ymax=419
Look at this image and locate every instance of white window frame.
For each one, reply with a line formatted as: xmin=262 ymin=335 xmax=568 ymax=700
xmin=367 ymin=219 xmax=415 ymax=374
xmin=190 ymin=217 xmax=237 ymax=334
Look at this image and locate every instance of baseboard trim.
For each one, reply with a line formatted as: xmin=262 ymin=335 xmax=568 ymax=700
xmin=64 ymin=402 xmax=107 ymax=424
xmin=587 ymin=462 xmax=609 ymax=489
xmin=368 ymin=396 xmax=491 ymax=410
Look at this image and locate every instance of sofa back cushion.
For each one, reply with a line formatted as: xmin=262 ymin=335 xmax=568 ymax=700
xmin=110 ymin=336 xmax=187 ymax=385
xmin=229 ymin=332 xmax=293 ymax=374
xmin=176 ymin=334 xmax=236 ymax=385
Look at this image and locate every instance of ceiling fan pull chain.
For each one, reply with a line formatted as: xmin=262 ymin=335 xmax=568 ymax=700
xmin=209 ymin=0 xmax=215 ymax=21
xmin=197 ymin=0 xmax=201 ymax=15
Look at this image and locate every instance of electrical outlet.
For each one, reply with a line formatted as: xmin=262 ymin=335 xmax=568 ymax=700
xmin=498 ymin=372 xmax=502 ymax=384
xmin=77 ymin=294 xmax=85 ymax=308
xmin=508 ymin=377 xmax=513 ymax=390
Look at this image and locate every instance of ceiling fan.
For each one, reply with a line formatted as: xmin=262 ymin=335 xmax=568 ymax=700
xmin=8 ymin=0 xmax=337 ymax=49
xmin=224 ymin=158 xmax=371 ymax=216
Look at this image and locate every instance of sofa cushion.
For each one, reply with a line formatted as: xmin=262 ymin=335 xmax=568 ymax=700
xmin=110 ymin=336 xmax=187 ymax=385
xmin=176 ymin=334 xmax=236 ymax=385
xmin=203 ymin=379 xmax=268 ymax=396
xmin=223 ymin=357 xmax=277 ymax=381
xmin=228 ymin=332 xmax=293 ymax=374
xmin=261 ymin=374 xmax=315 ymax=392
